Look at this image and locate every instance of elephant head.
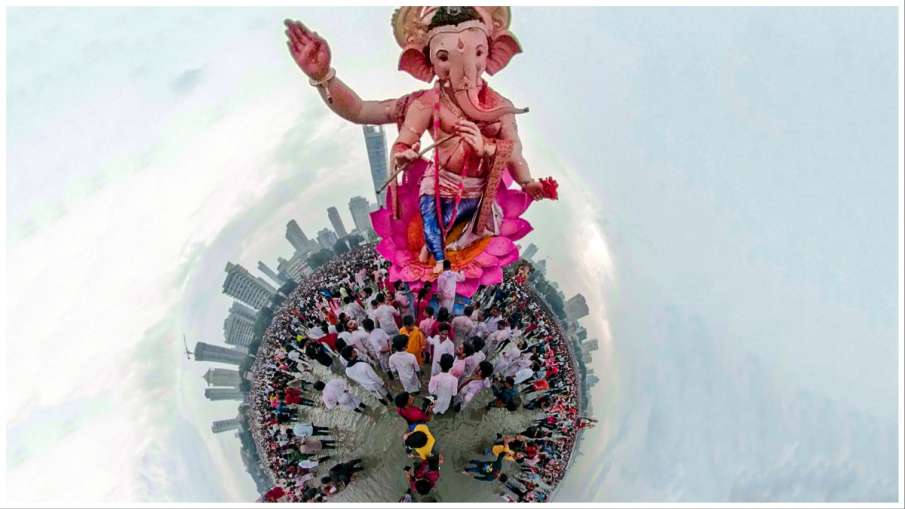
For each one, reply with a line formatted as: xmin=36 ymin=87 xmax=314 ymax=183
xmin=393 ymin=6 xmax=528 ymax=123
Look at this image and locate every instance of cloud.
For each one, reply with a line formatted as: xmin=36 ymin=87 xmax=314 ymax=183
xmin=170 ymin=67 xmax=204 ymax=96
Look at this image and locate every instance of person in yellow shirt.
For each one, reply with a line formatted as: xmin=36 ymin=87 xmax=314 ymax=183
xmin=489 ymin=434 xmax=529 ymax=461
xmin=400 ymin=315 xmax=429 ymax=365
xmin=403 ymin=423 xmax=436 ymax=460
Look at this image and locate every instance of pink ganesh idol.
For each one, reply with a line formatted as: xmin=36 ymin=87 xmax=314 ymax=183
xmin=285 ymin=6 xmax=557 ymax=297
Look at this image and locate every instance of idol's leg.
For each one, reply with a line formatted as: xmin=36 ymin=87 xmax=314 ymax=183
xmin=419 ymin=195 xmax=445 ymax=262
xmin=451 ymin=197 xmax=480 ymax=226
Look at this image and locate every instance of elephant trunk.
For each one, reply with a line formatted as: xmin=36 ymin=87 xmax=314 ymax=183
xmin=450 ymin=58 xmax=528 ymax=123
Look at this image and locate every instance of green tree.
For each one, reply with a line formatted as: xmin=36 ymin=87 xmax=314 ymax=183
xmin=307 ymin=248 xmax=335 ymax=269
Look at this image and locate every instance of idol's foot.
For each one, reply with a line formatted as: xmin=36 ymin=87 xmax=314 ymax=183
xmin=433 ymin=261 xmax=443 ymax=274
xmin=419 ymin=246 xmax=430 ymax=264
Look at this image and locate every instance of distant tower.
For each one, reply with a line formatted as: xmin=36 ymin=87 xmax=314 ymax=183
xmin=565 ymin=294 xmax=590 ymax=321
xmin=211 ymin=417 xmax=241 ymax=434
xmin=363 ymin=125 xmax=389 ymax=204
xmin=223 ymin=301 xmax=256 ymax=347
xmin=285 ymin=220 xmax=314 ymax=255
xmin=277 ymin=254 xmax=310 ymax=283
xmin=348 ymin=196 xmax=373 ymax=236
xmin=316 ymin=228 xmax=338 ymax=250
xmin=534 ymin=259 xmax=547 ymax=275
xmin=203 ymin=368 xmax=241 ymax=387
xmin=194 ymin=342 xmax=248 ymax=366
xmin=257 ymin=261 xmax=286 ymax=286
xmin=222 ymin=262 xmax=277 ymax=310
xmin=204 ymin=388 xmax=244 ymax=401
xmin=327 ymin=207 xmax=348 ymax=238
xmin=522 ymin=243 xmax=538 ymax=261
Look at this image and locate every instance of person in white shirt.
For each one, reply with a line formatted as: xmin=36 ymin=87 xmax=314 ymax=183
xmin=454 ymin=361 xmax=494 ymax=412
xmin=462 ymin=340 xmax=485 ymax=377
xmin=436 ymin=260 xmax=464 ymax=313
xmin=373 ymin=293 xmax=400 ymax=336
xmin=343 ymin=295 xmax=367 ymax=322
xmin=450 ymin=305 xmax=475 ymax=344
xmin=362 ymin=318 xmax=392 ymax=375
xmin=428 ymin=353 xmax=459 ymax=415
xmin=388 ymin=335 xmax=421 ymax=393
xmin=483 ymin=308 xmax=502 ymax=336
xmin=345 ymin=320 xmax=373 ymax=362
xmin=340 ymin=346 xmax=390 ymax=405
xmin=313 ymin=378 xmax=367 ymax=413
xmin=427 ymin=323 xmax=456 ymax=376
xmin=486 ymin=320 xmax=512 ymax=355
xmin=307 ymin=322 xmax=326 ymax=339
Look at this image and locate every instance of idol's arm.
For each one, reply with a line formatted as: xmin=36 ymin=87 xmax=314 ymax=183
xmin=285 ymin=19 xmax=397 ymax=125
xmin=389 ymin=98 xmax=432 ymax=166
xmin=500 ymin=113 xmax=543 ymax=199
xmin=314 ymin=77 xmax=399 ymax=125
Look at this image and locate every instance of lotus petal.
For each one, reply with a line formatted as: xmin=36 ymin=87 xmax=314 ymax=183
xmin=486 ymin=236 xmax=516 ymax=257
xmin=479 ymin=266 xmax=504 ymax=286
xmin=500 ymin=218 xmax=533 ymax=240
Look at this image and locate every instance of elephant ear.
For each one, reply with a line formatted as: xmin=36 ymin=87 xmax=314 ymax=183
xmin=398 ymin=45 xmax=434 ymax=82
xmin=486 ymin=30 xmax=523 ymax=75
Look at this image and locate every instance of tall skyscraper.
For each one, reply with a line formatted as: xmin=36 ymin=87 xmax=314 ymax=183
xmin=348 ymin=196 xmax=373 ymax=235
xmin=277 ymin=254 xmax=311 ymax=283
xmin=211 ymin=418 xmax=241 ymax=434
xmin=204 ymin=388 xmax=244 ymax=401
xmin=316 ymin=228 xmax=338 ymax=250
xmin=203 ymin=368 xmax=241 ymax=387
xmin=257 ymin=261 xmax=286 ymax=287
xmin=194 ymin=341 xmax=248 ymax=366
xmin=285 ymin=220 xmax=315 ymax=255
xmin=522 ymin=243 xmax=538 ymax=261
xmin=565 ymin=294 xmax=590 ymax=321
xmin=222 ymin=262 xmax=277 ymax=310
xmin=327 ymin=206 xmax=348 ymax=238
xmin=224 ymin=304 xmax=255 ymax=347
xmin=363 ymin=125 xmax=389 ymax=204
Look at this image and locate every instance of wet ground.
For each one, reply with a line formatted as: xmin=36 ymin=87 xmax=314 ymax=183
xmin=301 ymin=362 xmax=541 ymax=502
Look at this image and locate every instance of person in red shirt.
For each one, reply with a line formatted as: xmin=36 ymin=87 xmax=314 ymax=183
xmin=394 ymin=392 xmax=431 ymax=431
xmin=405 ymin=454 xmax=441 ymax=497
xmin=262 ymin=486 xmax=286 ymax=502
xmin=316 ymin=323 xmax=338 ymax=351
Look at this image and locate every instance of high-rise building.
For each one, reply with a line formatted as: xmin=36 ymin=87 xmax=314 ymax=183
xmin=327 ymin=206 xmax=348 ymax=238
xmin=257 ymin=261 xmax=286 ymax=287
xmin=277 ymin=253 xmax=311 ymax=283
xmin=222 ymin=262 xmax=277 ymax=310
xmin=348 ymin=196 xmax=373 ymax=236
xmin=581 ymin=339 xmax=599 ymax=354
xmin=534 ymin=259 xmax=547 ymax=275
xmin=522 ymin=243 xmax=538 ymax=261
xmin=565 ymin=294 xmax=590 ymax=321
xmin=203 ymin=368 xmax=241 ymax=387
xmin=363 ymin=125 xmax=389 ymax=205
xmin=224 ymin=309 xmax=255 ymax=347
xmin=194 ymin=341 xmax=248 ymax=366
xmin=204 ymin=388 xmax=244 ymax=401
xmin=317 ymin=228 xmax=338 ymax=250
xmin=211 ymin=418 xmax=241 ymax=434
xmin=285 ymin=220 xmax=316 ymax=255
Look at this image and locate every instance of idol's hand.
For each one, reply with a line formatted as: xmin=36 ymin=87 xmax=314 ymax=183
xmin=522 ymin=179 xmax=544 ymax=201
xmin=284 ymin=19 xmax=332 ymax=81
xmin=456 ymin=120 xmax=485 ymax=156
xmin=392 ymin=141 xmax=421 ymax=169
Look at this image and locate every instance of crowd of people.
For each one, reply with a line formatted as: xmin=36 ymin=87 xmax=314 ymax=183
xmin=249 ymin=246 xmax=594 ymax=503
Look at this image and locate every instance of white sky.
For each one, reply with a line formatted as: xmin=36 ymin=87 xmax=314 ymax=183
xmin=4 ymin=5 xmax=901 ymax=504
